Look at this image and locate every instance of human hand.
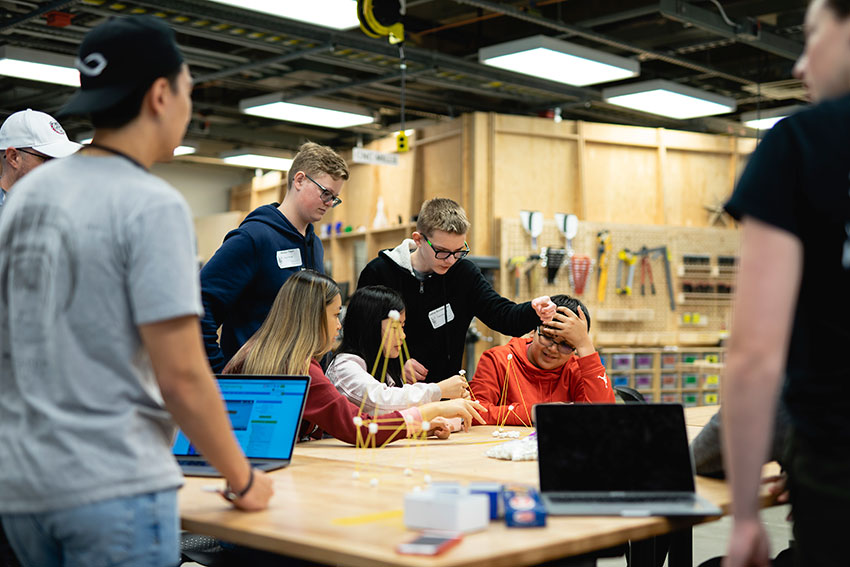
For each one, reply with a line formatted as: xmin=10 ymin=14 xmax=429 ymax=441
xmin=427 ymin=416 xmax=452 ymax=439
xmin=228 ymin=469 xmax=274 ymax=511
xmin=762 ymin=473 xmax=791 ymax=520
xmin=438 ymin=375 xmax=470 ymax=399
xmin=762 ymin=473 xmax=789 ymax=504
xmin=531 ymin=296 xmax=556 ymax=323
xmin=421 ymin=399 xmax=487 ymax=432
xmin=723 ymin=518 xmax=771 ymax=567
xmin=542 ymin=306 xmax=594 ymax=356
xmin=403 ymin=358 xmax=428 ymax=383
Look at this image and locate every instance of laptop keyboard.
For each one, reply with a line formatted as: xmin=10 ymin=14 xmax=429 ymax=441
xmin=177 ymin=459 xmax=209 ymax=468
xmin=548 ymin=494 xmax=693 ymax=504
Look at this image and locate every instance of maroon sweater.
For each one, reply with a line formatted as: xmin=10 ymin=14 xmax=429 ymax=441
xmin=226 ymin=357 xmax=412 ymax=445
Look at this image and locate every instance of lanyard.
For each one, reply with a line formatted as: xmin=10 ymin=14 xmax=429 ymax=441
xmin=87 ymin=142 xmax=147 ymax=171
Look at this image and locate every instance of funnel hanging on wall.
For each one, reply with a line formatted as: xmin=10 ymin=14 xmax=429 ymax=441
xmin=520 ymin=210 xmax=543 ymax=250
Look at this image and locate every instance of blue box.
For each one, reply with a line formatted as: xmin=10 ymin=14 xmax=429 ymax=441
xmin=502 ymin=485 xmax=546 ymax=528
xmin=469 ymin=482 xmax=503 ymax=520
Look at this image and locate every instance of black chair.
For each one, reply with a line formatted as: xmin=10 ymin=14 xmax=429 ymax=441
xmin=615 ymin=385 xmax=646 ymax=404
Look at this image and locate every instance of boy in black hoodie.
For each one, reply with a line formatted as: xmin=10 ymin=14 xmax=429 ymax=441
xmin=201 ymin=142 xmax=348 ymax=372
xmin=358 ymin=198 xmax=555 ymax=383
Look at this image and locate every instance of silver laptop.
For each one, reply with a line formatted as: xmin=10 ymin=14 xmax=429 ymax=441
xmin=535 ymin=403 xmax=721 ymax=517
xmin=172 ymin=374 xmax=310 ymax=477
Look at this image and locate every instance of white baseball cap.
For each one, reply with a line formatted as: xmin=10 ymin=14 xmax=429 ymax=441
xmin=0 ymin=109 xmax=81 ymax=158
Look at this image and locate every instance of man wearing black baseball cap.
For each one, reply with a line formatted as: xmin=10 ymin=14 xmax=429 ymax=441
xmin=0 ymin=16 xmax=272 ymax=566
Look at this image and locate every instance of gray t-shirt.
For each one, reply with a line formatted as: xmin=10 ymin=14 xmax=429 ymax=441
xmin=0 ymin=155 xmax=203 ymax=513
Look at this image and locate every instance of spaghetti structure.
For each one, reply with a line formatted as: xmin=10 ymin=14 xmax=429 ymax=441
xmin=350 ymin=309 xmax=433 ymax=485
xmin=492 ymin=353 xmax=536 ymax=438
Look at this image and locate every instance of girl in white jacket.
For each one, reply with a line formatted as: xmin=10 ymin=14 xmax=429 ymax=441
xmin=327 ymin=285 xmax=469 ymax=415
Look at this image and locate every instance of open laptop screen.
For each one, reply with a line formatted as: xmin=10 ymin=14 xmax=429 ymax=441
xmin=172 ymin=375 xmax=309 ymax=460
xmin=536 ymin=403 xmax=695 ymax=493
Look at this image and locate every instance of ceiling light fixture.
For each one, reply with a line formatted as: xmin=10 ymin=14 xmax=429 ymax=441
xmin=602 ymin=79 xmax=736 ymax=119
xmin=220 ymin=150 xmax=294 ymax=171
xmin=207 ymin=0 xmax=359 ymax=30
xmin=240 ymin=95 xmax=374 ymax=129
xmin=78 ymin=137 xmax=196 ymax=157
xmin=173 ymin=145 xmax=197 ymax=157
xmin=740 ymin=105 xmax=805 ymax=130
xmin=479 ymin=35 xmax=639 ymax=87
xmin=0 ymin=46 xmax=79 ymax=87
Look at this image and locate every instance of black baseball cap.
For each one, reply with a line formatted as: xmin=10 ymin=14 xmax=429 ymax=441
xmin=59 ymin=15 xmax=184 ymax=117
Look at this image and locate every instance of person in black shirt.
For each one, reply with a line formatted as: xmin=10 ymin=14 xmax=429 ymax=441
xmin=722 ymin=1 xmax=850 ymax=565
xmin=358 ymin=198 xmax=555 ymax=383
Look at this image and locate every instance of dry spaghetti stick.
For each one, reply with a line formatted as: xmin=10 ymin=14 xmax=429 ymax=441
xmin=508 ymin=360 xmax=534 ymax=428
xmin=377 ymin=422 xmax=407 ymax=449
xmin=497 ymin=355 xmax=515 ymax=428
xmin=496 ymin=356 xmax=512 ymax=425
xmin=458 ymin=369 xmax=477 ymax=402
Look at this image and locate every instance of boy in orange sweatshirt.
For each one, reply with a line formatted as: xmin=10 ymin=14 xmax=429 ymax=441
xmin=470 ymin=295 xmax=613 ymax=425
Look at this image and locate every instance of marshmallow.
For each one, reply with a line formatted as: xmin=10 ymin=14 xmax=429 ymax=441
xmin=353 ymin=416 xmax=363 ymax=427
xmin=388 ymin=309 xmax=401 ymax=320
xmin=368 ymin=422 xmax=379 ymax=435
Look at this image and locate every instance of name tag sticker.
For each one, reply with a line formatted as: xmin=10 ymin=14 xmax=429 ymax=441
xmin=276 ymin=248 xmax=302 ymax=269
xmin=428 ymin=304 xmax=455 ymax=329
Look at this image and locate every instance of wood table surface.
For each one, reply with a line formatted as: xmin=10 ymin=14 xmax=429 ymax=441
xmin=179 ymin=405 xmax=775 ymax=567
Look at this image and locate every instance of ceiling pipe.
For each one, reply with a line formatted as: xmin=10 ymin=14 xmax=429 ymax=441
xmin=0 ymin=0 xmax=77 ymax=33
xmin=194 ymin=44 xmax=334 ymax=85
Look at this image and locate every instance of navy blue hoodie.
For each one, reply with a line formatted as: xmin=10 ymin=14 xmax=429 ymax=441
xmin=200 ymin=204 xmax=323 ymax=372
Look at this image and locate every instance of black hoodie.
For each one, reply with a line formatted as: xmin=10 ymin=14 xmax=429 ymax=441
xmin=200 ymin=204 xmax=322 ymax=372
xmin=357 ymin=239 xmax=539 ymax=382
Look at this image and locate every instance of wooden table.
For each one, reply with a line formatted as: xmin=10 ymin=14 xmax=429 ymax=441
xmin=179 ymin=406 xmax=776 ymax=567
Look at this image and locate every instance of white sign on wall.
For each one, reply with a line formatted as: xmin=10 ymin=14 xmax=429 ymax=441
xmin=352 ymin=147 xmax=399 ymax=166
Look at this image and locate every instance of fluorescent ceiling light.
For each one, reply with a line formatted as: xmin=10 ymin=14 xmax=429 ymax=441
xmin=240 ymin=94 xmax=374 ymax=129
xmin=78 ymin=137 xmax=196 ymax=157
xmin=221 ymin=151 xmax=294 ymax=171
xmin=173 ymin=145 xmax=197 ymax=156
xmin=740 ymin=105 xmax=805 ymax=130
xmin=479 ymin=35 xmax=639 ymax=87
xmin=0 ymin=46 xmax=79 ymax=87
xmin=207 ymin=0 xmax=359 ymax=30
xmin=603 ymin=80 xmax=736 ymax=119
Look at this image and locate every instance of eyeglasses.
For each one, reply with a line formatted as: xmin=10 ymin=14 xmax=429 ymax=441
xmin=15 ymin=148 xmax=52 ymax=162
xmin=423 ymin=235 xmax=470 ymax=260
xmin=536 ymin=327 xmax=576 ymax=354
xmin=304 ymin=173 xmax=342 ymax=208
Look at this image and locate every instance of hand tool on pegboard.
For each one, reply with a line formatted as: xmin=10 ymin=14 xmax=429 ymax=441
xmin=525 ymin=255 xmax=541 ymax=294
xmin=541 ymin=247 xmax=567 ymax=285
xmin=659 ymin=245 xmax=675 ymax=311
xmin=570 ymin=255 xmax=593 ymax=295
xmin=508 ymin=256 xmax=525 ymax=298
xmin=596 ymin=230 xmax=611 ymax=303
xmin=638 ymin=246 xmax=656 ymax=296
xmin=615 ymin=249 xmax=637 ymax=296
xmin=507 ymin=254 xmax=541 ymax=298
xmin=637 ymin=245 xmax=676 ymax=310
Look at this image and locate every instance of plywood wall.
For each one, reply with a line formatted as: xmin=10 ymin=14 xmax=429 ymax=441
xmin=440 ymin=113 xmax=753 ymax=258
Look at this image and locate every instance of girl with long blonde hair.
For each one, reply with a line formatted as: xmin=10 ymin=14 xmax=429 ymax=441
xmin=225 ymin=270 xmax=485 ymax=444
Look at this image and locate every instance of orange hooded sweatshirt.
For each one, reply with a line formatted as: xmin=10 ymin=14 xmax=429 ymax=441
xmin=470 ymin=337 xmax=614 ymax=426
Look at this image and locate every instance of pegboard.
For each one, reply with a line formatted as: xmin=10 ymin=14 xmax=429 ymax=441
xmin=496 ymin=217 xmax=740 ymax=347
